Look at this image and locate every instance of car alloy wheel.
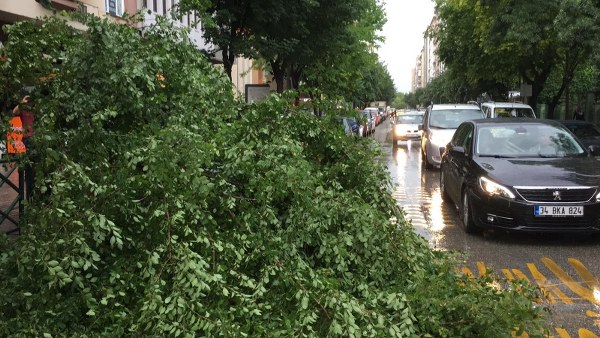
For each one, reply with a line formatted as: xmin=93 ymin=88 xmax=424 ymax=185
xmin=440 ymin=170 xmax=450 ymax=202
xmin=461 ymin=190 xmax=476 ymax=234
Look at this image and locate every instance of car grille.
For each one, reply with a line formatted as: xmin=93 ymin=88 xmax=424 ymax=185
xmin=523 ymin=216 xmax=599 ymax=229
xmin=515 ymin=187 xmax=597 ymax=203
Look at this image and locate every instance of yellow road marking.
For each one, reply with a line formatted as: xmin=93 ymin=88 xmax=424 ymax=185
xmin=527 ymin=263 xmax=573 ymax=304
xmin=555 ymin=327 xmax=570 ymax=338
xmin=477 ymin=261 xmax=488 ymax=276
xmin=569 ymin=258 xmax=600 ymax=291
xmin=461 ymin=267 xmax=474 ymax=279
xmin=586 ymin=311 xmax=600 ymax=318
xmin=578 ymin=328 xmax=599 ymax=338
xmin=512 ymin=269 xmax=531 ymax=282
xmin=543 ymin=257 xmax=600 ymax=306
xmin=503 ymin=268 xmax=514 ymax=281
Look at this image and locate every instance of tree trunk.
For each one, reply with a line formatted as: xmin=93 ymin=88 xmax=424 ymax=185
xmin=221 ymin=45 xmax=234 ymax=81
xmin=271 ymin=60 xmax=286 ymax=93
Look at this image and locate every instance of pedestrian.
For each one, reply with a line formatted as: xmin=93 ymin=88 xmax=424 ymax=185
xmin=12 ymin=93 xmax=35 ymax=199
xmin=573 ymin=106 xmax=585 ymax=121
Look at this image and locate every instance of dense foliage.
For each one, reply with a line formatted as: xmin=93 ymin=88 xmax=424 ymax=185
xmin=431 ymin=0 xmax=600 ymax=116
xmin=0 ymin=16 xmax=548 ymax=337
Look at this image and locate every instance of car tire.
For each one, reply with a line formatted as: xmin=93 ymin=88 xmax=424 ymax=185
xmin=440 ymin=169 xmax=450 ymax=202
xmin=461 ymin=190 xmax=477 ymax=234
xmin=422 ymin=150 xmax=433 ymax=170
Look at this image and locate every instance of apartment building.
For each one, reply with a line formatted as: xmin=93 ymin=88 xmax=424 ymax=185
xmin=0 ymin=0 xmax=266 ymax=99
xmin=411 ymin=15 xmax=444 ymax=93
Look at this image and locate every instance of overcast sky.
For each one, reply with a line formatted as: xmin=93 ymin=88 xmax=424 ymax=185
xmin=379 ymin=0 xmax=435 ymax=93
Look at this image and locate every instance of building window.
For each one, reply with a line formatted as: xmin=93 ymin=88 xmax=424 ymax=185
xmin=162 ymin=0 xmax=167 ymax=15
xmin=152 ymin=0 xmax=157 ymax=12
xmin=105 ymin=0 xmax=124 ymax=16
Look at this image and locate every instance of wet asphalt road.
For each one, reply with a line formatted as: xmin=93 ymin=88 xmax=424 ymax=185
xmin=372 ymin=120 xmax=600 ymax=336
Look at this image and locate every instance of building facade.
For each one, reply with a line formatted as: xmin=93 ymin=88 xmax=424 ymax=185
xmin=0 ymin=0 xmax=266 ymax=98
xmin=411 ymin=15 xmax=444 ymax=93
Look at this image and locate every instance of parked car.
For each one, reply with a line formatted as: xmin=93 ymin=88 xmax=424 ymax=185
xmin=365 ymin=107 xmax=379 ymax=127
xmin=361 ymin=109 xmax=376 ymax=136
xmin=392 ymin=112 xmax=424 ymax=146
xmin=481 ymin=102 xmax=536 ymax=118
xmin=440 ymin=118 xmax=600 ymax=234
xmin=420 ymin=103 xmax=484 ymax=169
xmin=339 ymin=117 xmax=360 ymax=136
xmin=556 ymin=120 xmax=600 ymax=149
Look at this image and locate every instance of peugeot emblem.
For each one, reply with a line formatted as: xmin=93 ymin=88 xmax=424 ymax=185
xmin=553 ymin=191 xmax=562 ymax=201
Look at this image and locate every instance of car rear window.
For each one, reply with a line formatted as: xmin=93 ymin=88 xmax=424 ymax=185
xmin=430 ymin=109 xmax=483 ymax=129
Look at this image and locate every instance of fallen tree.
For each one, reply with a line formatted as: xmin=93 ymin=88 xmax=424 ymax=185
xmin=0 ymin=15 xmax=547 ymax=337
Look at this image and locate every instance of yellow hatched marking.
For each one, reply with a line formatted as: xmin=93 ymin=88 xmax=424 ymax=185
xmin=503 ymin=269 xmax=514 ymax=281
xmin=568 ymin=258 xmax=600 ymax=290
xmin=461 ymin=267 xmax=474 ymax=279
xmin=512 ymin=269 xmax=531 ymax=282
xmin=586 ymin=310 xmax=600 ymax=318
xmin=477 ymin=261 xmax=488 ymax=276
xmin=554 ymin=328 xmax=570 ymax=338
xmin=579 ymin=328 xmax=599 ymax=338
xmin=542 ymin=257 xmax=599 ymax=306
xmin=527 ymin=263 xmax=573 ymax=304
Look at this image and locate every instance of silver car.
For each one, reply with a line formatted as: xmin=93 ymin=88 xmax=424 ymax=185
xmin=420 ymin=104 xmax=484 ymax=169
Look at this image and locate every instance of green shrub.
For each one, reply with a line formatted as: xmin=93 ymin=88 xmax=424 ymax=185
xmin=0 ymin=15 xmax=548 ymax=337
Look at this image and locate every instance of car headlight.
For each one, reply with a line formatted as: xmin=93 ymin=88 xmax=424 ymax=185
xmin=430 ymin=132 xmax=448 ymax=147
xmin=596 ymin=191 xmax=600 ymax=202
xmin=479 ymin=177 xmax=515 ymax=199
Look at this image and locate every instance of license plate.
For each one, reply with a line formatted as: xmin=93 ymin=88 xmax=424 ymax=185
xmin=534 ymin=205 xmax=583 ymax=217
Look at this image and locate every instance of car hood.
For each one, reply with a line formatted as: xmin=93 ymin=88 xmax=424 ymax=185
xmin=430 ymin=128 xmax=457 ymax=143
xmin=475 ymin=156 xmax=600 ymax=186
xmin=396 ymin=123 xmax=421 ymax=130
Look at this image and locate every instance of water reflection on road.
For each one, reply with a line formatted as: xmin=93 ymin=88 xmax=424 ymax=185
xmin=386 ymin=139 xmax=461 ymax=249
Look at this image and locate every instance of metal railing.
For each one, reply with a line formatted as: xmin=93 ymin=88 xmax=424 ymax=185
xmin=0 ymin=158 xmax=24 ymax=235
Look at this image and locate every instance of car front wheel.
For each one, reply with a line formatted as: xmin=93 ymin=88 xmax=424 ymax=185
xmin=422 ymin=149 xmax=433 ymax=170
xmin=461 ymin=190 xmax=477 ymax=234
xmin=440 ymin=169 xmax=450 ymax=202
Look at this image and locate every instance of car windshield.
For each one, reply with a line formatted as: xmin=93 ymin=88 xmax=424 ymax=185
xmin=494 ymin=107 xmax=535 ymax=118
xmin=430 ymin=109 xmax=483 ymax=129
xmin=396 ymin=114 xmax=423 ymax=124
xmin=476 ymin=124 xmax=586 ymax=158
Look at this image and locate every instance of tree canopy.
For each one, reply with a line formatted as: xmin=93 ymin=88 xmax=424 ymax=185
xmin=432 ymin=0 xmax=600 ymax=116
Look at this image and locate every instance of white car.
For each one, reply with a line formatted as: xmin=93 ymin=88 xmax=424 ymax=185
xmin=420 ymin=104 xmax=485 ymax=169
xmin=392 ymin=112 xmax=424 ymax=146
xmin=480 ymin=102 xmax=536 ymax=119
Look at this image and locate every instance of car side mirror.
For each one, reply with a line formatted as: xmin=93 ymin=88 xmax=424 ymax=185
xmin=450 ymin=146 xmax=465 ymax=155
xmin=588 ymin=145 xmax=600 ymax=156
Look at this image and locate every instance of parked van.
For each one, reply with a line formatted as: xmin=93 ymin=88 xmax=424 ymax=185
xmin=481 ymin=102 xmax=536 ymax=119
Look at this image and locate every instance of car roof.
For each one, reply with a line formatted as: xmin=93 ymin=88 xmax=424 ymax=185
xmin=556 ymin=119 xmax=594 ymax=125
xmin=481 ymin=102 xmax=533 ymax=109
xmin=468 ymin=118 xmax=560 ymax=127
xmin=430 ymin=104 xmax=482 ymax=110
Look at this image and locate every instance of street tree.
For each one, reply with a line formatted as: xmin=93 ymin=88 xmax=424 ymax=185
xmin=433 ymin=0 xmax=600 ymax=117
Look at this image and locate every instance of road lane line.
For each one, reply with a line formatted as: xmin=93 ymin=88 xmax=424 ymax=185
xmin=527 ymin=263 xmax=573 ymax=304
xmin=542 ymin=257 xmax=599 ymax=306
xmin=568 ymin=258 xmax=600 ymax=291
